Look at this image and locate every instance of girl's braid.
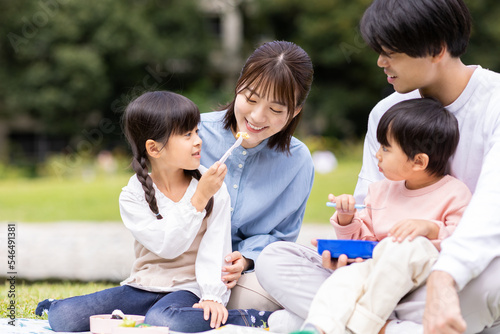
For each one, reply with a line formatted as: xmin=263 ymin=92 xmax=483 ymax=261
xmin=132 ymin=155 xmax=163 ymax=220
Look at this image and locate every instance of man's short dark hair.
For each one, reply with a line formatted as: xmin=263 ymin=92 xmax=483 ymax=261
xmin=361 ymin=0 xmax=471 ymax=58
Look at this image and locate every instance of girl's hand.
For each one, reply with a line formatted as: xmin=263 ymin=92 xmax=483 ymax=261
xmin=192 ymin=162 xmax=227 ymax=212
xmin=222 ymin=251 xmax=248 ymax=289
xmin=388 ymin=219 xmax=439 ymax=242
xmin=328 ymin=193 xmax=356 ymax=226
xmin=199 ymin=162 xmax=227 ymax=197
xmin=192 ymin=300 xmax=228 ymax=329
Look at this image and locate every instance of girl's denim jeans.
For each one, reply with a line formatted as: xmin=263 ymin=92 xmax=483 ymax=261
xmin=46 ymin=285 xmax=271 ymax=332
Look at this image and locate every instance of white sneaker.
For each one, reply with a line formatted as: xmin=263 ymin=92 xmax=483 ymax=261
xmin=385 ymin=320 xmax=423 ymax=334
xmin=268 ymin=309 xmax=304 ymax=333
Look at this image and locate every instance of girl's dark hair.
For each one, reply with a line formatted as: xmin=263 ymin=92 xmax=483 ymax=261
xmin=123 ymin=91 xmax=213 ymax=219
xmin=377 ymin=98 xmax=459 ymax=177
xmin=360 ymin=0 xmax=471 ymax=58
xmin=222 ymin=40 xmax=313 ymax=153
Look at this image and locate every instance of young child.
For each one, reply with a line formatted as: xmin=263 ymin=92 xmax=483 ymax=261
xmin=302 ymin=97 xmax=472 ymax=334
xmin=35 ymin=91 xmax=271 ymax=332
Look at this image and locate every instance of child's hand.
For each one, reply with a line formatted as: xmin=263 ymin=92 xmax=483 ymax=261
xmin=388 ymin=219 xmax=439 ymax=242
xmin=192 ymin=300 xmax=228 ymax=329
xmin=328 ymin=193 xmax=356 ymax=226
xmin=192 ymin=162 xmax=227 ymax=212
xmin=200 ymin=161 xmax=227 ymax=196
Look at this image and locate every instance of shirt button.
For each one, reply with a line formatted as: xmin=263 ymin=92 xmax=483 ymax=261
xmin=242 ymin=151 xmax=247 ymax=155
xmin=233 ymin=184 xmax=238 ymax=189
xmin=238 ymin=164 xmax=243 ymax=168
xmin=230 ymin=207 xmax=234 ymax=212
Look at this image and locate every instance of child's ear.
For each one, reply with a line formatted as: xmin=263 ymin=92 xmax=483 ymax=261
xmin=413 ymin=153 xmax=429 ymax=171
xmin=145 ymin=139 xmax=162 ymax=158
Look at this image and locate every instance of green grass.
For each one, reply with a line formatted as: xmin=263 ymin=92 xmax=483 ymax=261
xmin=304 ymin=158 xmax=361 ymax=224
xmin=0 ymin=150 xmax=361 ymax=223
xmin=0 ymin=175 xmax=129 ymax=222
xmin=0 ymin=280 xmax=115 ymax=319
xmin=0 ymin=146 xmax=362 ymax=321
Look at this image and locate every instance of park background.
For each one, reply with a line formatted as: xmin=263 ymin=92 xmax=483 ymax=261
xmin=1 ymin=0 xmax=500 ymax=320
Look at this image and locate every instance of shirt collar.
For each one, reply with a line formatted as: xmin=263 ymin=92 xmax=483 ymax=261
xmin=446 ymin=65 xmax=482 ymax=113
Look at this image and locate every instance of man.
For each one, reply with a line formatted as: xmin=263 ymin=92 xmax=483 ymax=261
xmin=257 ymin=1 xmax=500 ymax=333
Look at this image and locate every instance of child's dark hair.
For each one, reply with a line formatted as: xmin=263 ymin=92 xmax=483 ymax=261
xmin=377 ymin=98 xmax=459 ymax=177
xmin=123 ymin=91 xmax=213 ymax=219
xmin=360 ymin=0 xmax=471 ymax=58
xmin=222 ymin=40 xmax=313 ymax=153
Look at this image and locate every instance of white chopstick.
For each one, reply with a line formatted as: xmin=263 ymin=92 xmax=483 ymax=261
xmin=219 ymin=136 xmax=244 ymax=164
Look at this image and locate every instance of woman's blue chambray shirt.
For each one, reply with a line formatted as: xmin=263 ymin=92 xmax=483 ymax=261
xmin=199 ymin=111 xmax=315 ymax=269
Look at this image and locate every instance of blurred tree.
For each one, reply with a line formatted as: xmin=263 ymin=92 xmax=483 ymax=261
xmin=247 ymin=0 xmax=388 ymax=140
xmin=0 ymin=0 xmax=214 ymax=144
xmin=248 ymin=0 xmax=500 ymax=142
xmin=463 ymin=0 xmax=500 ymax=70
xmin=1 ymin=0 xmax=500 ymax=165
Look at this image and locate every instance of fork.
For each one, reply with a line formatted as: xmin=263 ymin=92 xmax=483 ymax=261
xmin=219 ymin=135 xmax=244 ymax=164
xmin=326 ymin=202 xmax=385 ymax=210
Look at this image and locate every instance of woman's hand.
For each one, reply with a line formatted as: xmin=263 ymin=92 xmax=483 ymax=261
xmin=192 ymin=300 xmax=228 ymax=329
xmin=328 ymin=193 xmax=356 ymax=226
xmin=222 ymin=251 xmax=249 ymax=289
xmin=388 ymin=219 xmax=439 ymax=242
xmin=311 ymin=239 xmax=364 ymax=270
xmin=192 ymin=162 xmax=227 ymax=212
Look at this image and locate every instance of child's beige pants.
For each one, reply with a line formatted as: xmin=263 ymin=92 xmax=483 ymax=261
xmin=305 ymin=237 xmax=439 ymax=334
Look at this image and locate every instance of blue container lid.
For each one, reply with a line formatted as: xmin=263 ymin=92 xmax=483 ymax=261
xmin=317 ymin=239 xmax=379 ymax=259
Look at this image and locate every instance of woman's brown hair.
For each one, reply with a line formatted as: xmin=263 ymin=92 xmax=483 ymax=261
xmin=222 ymin=41 xmax=314 ymax=153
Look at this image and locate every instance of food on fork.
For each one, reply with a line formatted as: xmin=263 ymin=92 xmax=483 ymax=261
xmin=236 ymin=132 xmax=250 ymax=139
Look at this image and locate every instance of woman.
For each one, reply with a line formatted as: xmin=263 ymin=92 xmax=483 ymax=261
xmin=198 ymin=40 xmax=315 ymax=310
xmin=36 ymin=91 xmax=272 ymax=332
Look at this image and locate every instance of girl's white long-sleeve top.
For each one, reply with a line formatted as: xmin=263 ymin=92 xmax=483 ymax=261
xmin=353 ymin=66 xmax=500 ymax=290
xmin=119 ymin=166 xmax=232 ymax=305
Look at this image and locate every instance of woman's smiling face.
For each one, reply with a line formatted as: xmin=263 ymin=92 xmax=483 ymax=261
xmin=233 ymin=87 xmax=299 ymax=149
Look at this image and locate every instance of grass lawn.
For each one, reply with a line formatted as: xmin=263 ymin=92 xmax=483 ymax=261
xmin=0 ymin=175 xmax=129 ymax=222
xmin=1 ymin=279 xmax=116 ymax=320
xmin=304 ymin=158 xmax=361 ymax=224
xmin=0 ymin=147 xmax=362 ymax=320
xmin=0 ymin=153 xmax=362 ymax=224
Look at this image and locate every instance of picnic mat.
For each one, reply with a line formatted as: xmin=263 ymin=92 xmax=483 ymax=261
xmin=0 ymin=318 xmax=279 ymax=334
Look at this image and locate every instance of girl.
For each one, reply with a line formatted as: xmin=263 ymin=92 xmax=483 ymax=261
xmin=199 ymin=41 xmax=315 ymax=311
xmin=36 ymin=91 xmax=271 ymax=332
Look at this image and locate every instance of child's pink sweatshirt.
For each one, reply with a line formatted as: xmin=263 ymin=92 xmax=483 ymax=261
xmin=330 ymin=175 xmax=472 ymax=241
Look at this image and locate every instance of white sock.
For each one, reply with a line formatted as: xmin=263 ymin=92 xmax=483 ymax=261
xmin=385 ymin=320 xmax=423 ymax=334
xmin=268 ymin=309 xmax=304 ymax=333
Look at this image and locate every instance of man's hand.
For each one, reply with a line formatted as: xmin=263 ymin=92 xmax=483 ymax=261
xmin=311 ymin=239 xmax=364 ymax=270
xmin=222 ymin=251 xmax=249 ymax=289
xmin=424 ymin=271 xmax=466 ymax=334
